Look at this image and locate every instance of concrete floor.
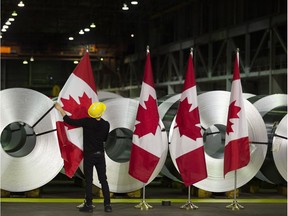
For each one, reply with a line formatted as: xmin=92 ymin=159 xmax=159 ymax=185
xmin=1 ymin=178 xmax=287 ymax=216
xmin=1 ymin=202 xmax=287 ymax=216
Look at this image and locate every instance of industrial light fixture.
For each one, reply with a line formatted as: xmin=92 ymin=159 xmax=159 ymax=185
xmin=1 ymin=28 xmax=7 ymax=32
xmin=12 ymin=11 xmax=18 ymax=16
xmin=73 ymin=60 xmax=79 ymax=64
xmin=90 ymin=23 xmax=96 ymax=28
xmin=18 ymin=1 xmax=25 ymax=7
xmin=23 ymin=60 xmax=28 ymax=64
xmin=84 ymin=28 xmax=90 ymax=32
xmin=100 ymin=57 xmax=104 ymax=61
xmin=122 ymin=3 xmax=129 ymax=10
xmin=3 ymin=25 xmax=9 ymax=29
xmin=5 ymin=21 xmax=11 ymax=25
xmin=30 ymin=57 xmax=34 ymax=62
xmin=9 ymin=18 xmax=15 ymax=22
xmin=68 ymin=37 xmax=74 ymax=41
xmin=79 ymin=29 xmax=84 ymax=35
xmin=131 ymin=33 xmax=134 ymax=38
xmin=131 ymin=1 xmax=138 ymax=5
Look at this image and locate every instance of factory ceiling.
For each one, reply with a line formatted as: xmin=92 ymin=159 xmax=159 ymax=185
xmin=1 ymin=0 xmax=181 ymax=59
xmin=1 ymin=0 xmax=286 ymax=61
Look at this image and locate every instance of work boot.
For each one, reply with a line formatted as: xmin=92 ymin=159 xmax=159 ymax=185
xmin=104 ymin=205 xmax=112 ymax=212
xmin=79 ymin=203 xmax=93 ymax=213
xmin=77 ymin=200 xmax=95 ymax=209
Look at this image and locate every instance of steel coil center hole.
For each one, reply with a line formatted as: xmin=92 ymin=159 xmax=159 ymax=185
xmin=105 ymin=128 xmax=132 ymax=163
xmin=203 ymin=124 xmax=226 ymax=159
xmin=1 ymin=122 xmax=36 ymax=157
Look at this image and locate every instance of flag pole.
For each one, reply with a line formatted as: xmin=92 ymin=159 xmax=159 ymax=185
xmin=179 ymin=48 xmax=200 ymax=210
xmin=225 ymin=48 xmax=245 ymax=210
xmin=225 ymin=168 xmax=244 ymax=210
xmin=180 ymin=185 xmax=198 ymax=210
xmin=133 ymin=45 xmax=153 ymax=211
xmin=134 ymin=184 xmax=153 ymax=210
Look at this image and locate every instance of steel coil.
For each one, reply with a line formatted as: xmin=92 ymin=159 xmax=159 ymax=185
xmin=0 ymin=88 xmax=63 ymax=192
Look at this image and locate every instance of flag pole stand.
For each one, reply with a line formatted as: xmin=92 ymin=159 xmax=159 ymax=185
xmin=180 ymin=185 xmax=198 ymax=210
xmin=134 ymin=185 xmax=153 ymax=210
xmin=226 ymin=170 xmax=244 ymax=210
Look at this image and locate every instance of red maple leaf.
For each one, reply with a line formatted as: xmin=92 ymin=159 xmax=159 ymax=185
xmin=134 ymin=95 xmax=159 ymax=138
xmin=60 ymin=92 xmax=92 ymax=130
xmin=226 ymin=100 xmax=241 ymax=134
xmin=175 ymin=97 xmax=202 ymax=140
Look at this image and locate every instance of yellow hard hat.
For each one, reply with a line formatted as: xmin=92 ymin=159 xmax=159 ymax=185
xmin=88 ymin=102 xmax=106 ymax=118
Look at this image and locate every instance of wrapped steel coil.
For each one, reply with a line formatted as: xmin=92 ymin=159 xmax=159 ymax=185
xmin=272 ymin=115 xmax=287 ymax=181
xmin=82 ymin=97 xmax=168 ymax=193
xmin=159 ymin=91 xmax=268 ymax=192
xmin=0 ymin=88 xmax=63 ymax=192
xmin=98 ymin=91 xmax=122 ymax=100
xmin=193 ymin=91 xmax=268 ymax=192
xmin=249 ymin=94 xmax=287 ymax=184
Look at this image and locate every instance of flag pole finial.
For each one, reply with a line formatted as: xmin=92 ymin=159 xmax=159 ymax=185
xmin=236 ymin=48 xmax=240 ymax=53
xmin=190 ymin=47 xmax=193 ymax=54
xmin=146 ymin=45 xmax=150 ymax=54
xmin=86 ymin=45 xmax=89 ymax=53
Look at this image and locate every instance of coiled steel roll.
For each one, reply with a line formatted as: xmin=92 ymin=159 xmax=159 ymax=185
xmin=0 ymin=88 xmax=63 ymax=192
xmin=249 ymin=94 xmax=287 ymax=184
xmin=159 ymin=91 xmax=268 ymax=192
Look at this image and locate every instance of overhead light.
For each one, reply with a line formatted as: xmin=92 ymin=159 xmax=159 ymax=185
xmin=131 ymin=1 xmax=138 ymax=5
xmin=23 ymin=60 xmax=28 ymax=64
xmin=30 ymin=57 xmax=34 ymax=62
xmin=122 ymin=3 xmax=129 ymax=10
xmin=12 ymin=11 xmax=18 ymax=16
xmin=79 ymin=29 xmax=84 ymax=35
xmin=0 ymin=35 xmax=2 ymax=39
xmin=100 ymin=57 xmax=104 ymax=61
xmin=68 ymin=37 xmax=74 ymax=41
xmin=3 ymin=25 xmax=9 ymax=29
xmin=9 ymin=18 xmax=15 ymax=22
xmin=73 ymin=60 xmax=79 ymax=64
xmin=5 ymin=21 xmax=11 ymax=25
xmin=1 ymin=28 xmax=7 ymax=32
xmin=18 ymin=1 xmax=25 ymax=7
xmin=90 ymin=23 xmax=96 ymax=28
xmin=84 ymin=28 xmax=90 ymax=32
xmin=131 ymin=33 xmax=134 ymax=38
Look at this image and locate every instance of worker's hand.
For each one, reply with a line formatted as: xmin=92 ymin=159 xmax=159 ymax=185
xmin=54 ymin=102 xmax=62 ymax=111
xmin=55 ymin=102 xmax=67 ymax=117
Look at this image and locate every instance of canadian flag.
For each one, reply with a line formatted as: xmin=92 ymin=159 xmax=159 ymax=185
xmin=128 ymin=49 xmax=166 ymax=183
xmin=224 ymin=51 xmax=250 ymax=176
xmin=55 ymin=52 xmax=98 ymax=178
xmin=170 ymin=50 xmax=207 ymax=186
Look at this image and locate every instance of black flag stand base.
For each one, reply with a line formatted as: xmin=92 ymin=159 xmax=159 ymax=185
xmin=134 ymin=185 xmax=153 ymax=210
xmin=180 ymin=185 xmax=198 ymax=210
xmin=226 ymin=170 xmax=244 ymax=211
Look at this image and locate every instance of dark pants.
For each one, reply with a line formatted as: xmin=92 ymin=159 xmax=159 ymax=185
xmin=83 ymin=151 xmax=110 ymax=206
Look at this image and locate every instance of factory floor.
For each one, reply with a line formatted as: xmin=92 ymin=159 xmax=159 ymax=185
xmin=1 ymin=177 xmax=287 ymax=216
xmin=1 ymin=202 xmax=287 ymax=216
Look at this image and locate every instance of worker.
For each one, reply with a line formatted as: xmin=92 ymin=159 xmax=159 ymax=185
xmin=55 ymin=101 xmax=112 ymax=213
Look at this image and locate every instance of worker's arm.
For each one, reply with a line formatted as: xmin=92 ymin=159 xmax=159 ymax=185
xmin=54 ymin=102 xmax=85 ymax=127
